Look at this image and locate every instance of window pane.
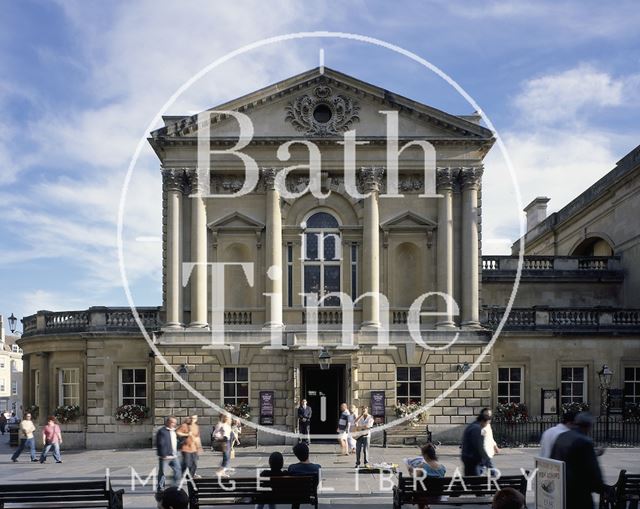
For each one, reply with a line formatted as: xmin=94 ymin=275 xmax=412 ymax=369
xmin=237 ymin=383 xmax=249 ymax=397
xmin=324 ymin=266 xmax=341 ymax=306
xmin=511 ymin=368 xmax=521 ymax=382
xmin=323 ymin=234 xmax=338 ymax=261
xmin=237 ymin=368 xmax=248 ymax=382
xmin=304 ymin=266 xmax=321 ymax=298
xmin=409 ymin=383 xmax=421 ymax=397
xmin=498 ymin=368 xmax=509 ymax=382
xmin=135 ymin=385 xmax=146 ymax=398
xmin=134 ymin=369 xmax=146 ymax=383
xmin=573 ymin=384 xmax=583 ymax=396
xmin=123 ymin=385 xmax=134 ymax=398
xmin=223 ymin=398 xmax=235 ymax=406
xmin=511 ymin=383 xmax=520 ymax=396
xmin=561 ymin=384 xmax=571 ymax=396
xmin=397 ymin=383 xmax=408 ymax=397
xmin=410 ymin=367 xmax=422 ymax=381
xmin=224 ymin=383 xmax=236 ymax=397
xmin=224 ymin=368 xmax=236 ymax=382
xmin=573 ymin=368 xmax=584 ymax=381
xmin=625 ymin=367 xmax=634 ymax=381
xmin=307 ymin=212 xmax=339 ymax=228
xmin=122 ymin=369 xmax=134 ymax=384
xmin=561 ymin=368 xmax=571 ymax=381
xmin=498 ymin=384 xmax=508 ymax=396
xmin=397 ymin=367 xmax=408 ymax=381
xmin=305 ymin=233 xmax=319 ymax=260
xmin=123 ymin=398 xmax=134 ymax=406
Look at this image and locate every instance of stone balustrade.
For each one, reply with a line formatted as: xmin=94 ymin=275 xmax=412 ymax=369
xmin=21 ymin=306 xmax=161 ymax=337
xmin=482 ymin=306 xmax=640 ymax=331
xmin=481 ymin=255 xmax=621 ymax=272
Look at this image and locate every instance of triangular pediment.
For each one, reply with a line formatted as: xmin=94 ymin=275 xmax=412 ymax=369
xmin=381 ymin=211 xmax=437 ymax=230
xmin=208 ymin=212 xmax=265 ymax=231
xmin=150 ymin=67 xmax=493 ymax=143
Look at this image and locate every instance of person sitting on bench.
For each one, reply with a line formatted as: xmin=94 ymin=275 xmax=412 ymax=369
xmin=257 ymin=451 xmax=288 ymax=509
xmin=492 ymin=487 xmax=525 ymax=509
xmin=288 ymin=443 xmax=321 ymax=509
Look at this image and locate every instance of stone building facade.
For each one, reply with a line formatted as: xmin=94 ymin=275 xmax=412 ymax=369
xmin=17 ymin=68 xmax=640 ymax=448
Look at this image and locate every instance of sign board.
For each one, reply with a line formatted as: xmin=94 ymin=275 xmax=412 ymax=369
xmin=371 ymin=391 xmax=385 ymax=424
xmin=259 ymin=391 xmax=275 ymax=425
xmin=542 ymin=389 xmax=559 ymax=415
xmin=608 ymin=389 xmax=624 ymax=415
xmin=535 ymin=456 xmax=565 ymax=509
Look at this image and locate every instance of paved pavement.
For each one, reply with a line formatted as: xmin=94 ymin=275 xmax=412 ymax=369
xmin=0 ymin=436 xmax=638 ymax=508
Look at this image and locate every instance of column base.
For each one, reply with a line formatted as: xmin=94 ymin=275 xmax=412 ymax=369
xmin=360 ymin=321 xmax=381 ymax=331
xmin=262 ymin=322 xmax=285 ymax=329
xmin=188 ymin=321 xmax=209 ymax=329
xmin=461 ymin=321 xmax=483 ymax=330
xmin=162 ymin=322 xmax=184 ymax=330
xmin=436 ymin=321 xmax=457 ymax=330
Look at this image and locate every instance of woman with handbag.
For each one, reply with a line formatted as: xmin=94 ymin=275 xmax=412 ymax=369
xmin=211 ymin=414 xmax=232 ymax=475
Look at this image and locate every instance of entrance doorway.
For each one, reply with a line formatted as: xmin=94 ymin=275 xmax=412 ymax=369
xmin=300 ymin=364 xmax=346 ymax=438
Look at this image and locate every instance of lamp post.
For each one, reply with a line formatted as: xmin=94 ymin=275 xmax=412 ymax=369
xmin=8 ymin=313 xmax=18 ymax=334
xmin=318 ymin=347 xmax=331 ymax=371
xmin=597 ymin=364 xmax=613 ymax=416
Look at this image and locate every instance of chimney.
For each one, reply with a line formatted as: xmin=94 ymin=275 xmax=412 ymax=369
xmin=524 ymin=197 xmax=550 ymax=231
xmin=0 ymin=315 xmax=4 ymax=343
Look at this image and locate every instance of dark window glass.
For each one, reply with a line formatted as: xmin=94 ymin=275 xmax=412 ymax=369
xmin=397 ymin=367 xmax=408 ymax=381
xmin=498 ymin=368 xmax=509 ymax=382
xmin=224 ymin=368 xmax=236 ymax=382
xmin=237 ymin=368 xmax=249 ymax=381
xmin=410 ymin=367 xmax=422 ymax=381
xmin=122 ymin=370 xmax=134 ymax=384
xmin=307 ymin=212 xmax=339 ymax=228
xmin=305 ymin=233 xmax=319 ymax=260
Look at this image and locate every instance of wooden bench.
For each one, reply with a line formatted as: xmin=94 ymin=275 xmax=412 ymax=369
xmin=600 ymin=470 xmax=640 ymax=509
xmin=393 ymin=472 xmax=527 ymax=508
xmin=383 ymin=424 xmax=433 ymax=447
xmin=188 ymin=475 xmax=318 ymax=508
xmin=0 ymin=478 xmax=123 ymax=508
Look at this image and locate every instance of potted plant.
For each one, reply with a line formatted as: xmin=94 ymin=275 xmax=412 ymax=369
xmin=394 ymin=402 xmax=428 ymax=426
xmin=115 ymin=404 xmax=150 ymax=424
xmin=53 ymin=405 xmax=81 ymax=424
xmin=494 ymin=402 xmax=530 ymax=423
xmin=224 ymin=402 xmax=251 ymax=420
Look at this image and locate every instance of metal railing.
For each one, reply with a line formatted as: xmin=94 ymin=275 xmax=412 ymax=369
xmin=493 ymin=416 xmax=640 ymax=447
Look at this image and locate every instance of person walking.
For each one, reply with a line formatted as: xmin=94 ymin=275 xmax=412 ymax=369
xmin=11 ymin=412 xmax=37 ymax=463
xmin=481 ymin=408 xmax=499 ymax=473
xmin=156 ymin=416 xmax=182 ymax=493
xmin=39 ymin=416 xmax=63 ymax=463
xmin=177 ymin=415 xmax=202 ymax=478
xmin=0 ymin=413 xmax=7 ymax=435
xmin=297 ymin=399 xmax=312 ymax=444
xmin=347 ymin=404 xmax=358 ymax=454
xmin=230 ymin=418 xmax=242 ymax=459
xmin=354 ymin=405 xmax=374 ymax=468
xmin=551 ymin=412 xmax=604 ymax=509
xmin=460 ymin=410 xmax=491 ymax=476
xmin=211 ymin=414 xmax=232 ymax=475
xmin=336 ymin=403 xmax=350 ymax=455
xmin=539 ymin=409 xmax=576 ymax=458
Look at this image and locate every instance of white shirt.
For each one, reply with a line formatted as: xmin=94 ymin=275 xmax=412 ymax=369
xmin=539 ymin=423 xmax=570 ymax=458
xmin=482 ymin=423 xmax=497 ymax=458
xmin=356 ymin=414 xmax=375 ymax=437
xmin=168 ymin=427 xmax=177 ymax=457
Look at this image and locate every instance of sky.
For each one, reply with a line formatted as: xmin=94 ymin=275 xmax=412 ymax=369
xmin=0 ymin=0 xmax=639 ymax=325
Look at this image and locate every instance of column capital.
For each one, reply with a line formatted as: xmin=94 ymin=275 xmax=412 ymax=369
xmin=261 ymin=167 xmax=279 ymax=190
xmin=357 ymin=167 xmax=385 ymax=193
xmin=460 ymin=166 xmax=484 ymax=190
xmin=436 ymin=167 xmax=456 ymax=191
xmin=184 ymin=169 xmax=208 ymax=194
xmin=162 ymin=168 xmax=186 ymax=193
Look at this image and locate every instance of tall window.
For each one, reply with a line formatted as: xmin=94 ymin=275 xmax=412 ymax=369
xmin=497 ymin=367 xmax=523 ymax=404
xmin=0 ymin=378 xmax=5 ymax=392
xmin=33 ymin=370 xmax=40 ymax=407
xmin=302 ymin=212 xmax=341 ymax=306
xmin=58 ymin=368 xmax=80 ymax=407
xmin=11 ymin=381 xmax=17 ymax=396
xmin=223 ymin=367 xmax=249 ymax=407
xmin=287 ymin=243 xmax=293 ymax=307
xmin=120 ymin=368 xmax=147 ymax=406
xmin=624 ymin=367 xmax=640 ymax=405
xmin=396 ymin=367 xmax=422 ymax=406
xmin=561 ymin=367 xmax=586 ymax=404
xmin=351 ymin=243 xmax=358 ymax=298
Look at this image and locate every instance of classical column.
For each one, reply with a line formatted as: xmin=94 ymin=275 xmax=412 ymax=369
xmin=39 ymin=353 xmax=50 ymax=425
xmin=436 ymin=168 xmax=456 ymax=328
xmin=263 ymin=168 xmax=284 ymax=328
xmin=187 ymin=170 xmax=209 ymax=328
xmin=162 ymin=169 xmax=183 ymax=328
xmin=359 ymin=167 xmax=385 ymax=329
xmin=460 ymin=167 xmax=483 ymax=328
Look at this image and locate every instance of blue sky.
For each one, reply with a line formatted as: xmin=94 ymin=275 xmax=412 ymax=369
xmin=1 ymin=0 xmax=639 ymax=325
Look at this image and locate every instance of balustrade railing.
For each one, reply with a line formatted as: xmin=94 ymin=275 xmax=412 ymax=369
xmin=224 ymin=311 xmax=253 ymax=325
xmin=483 ymin=307 xmax=640 ymax=331
xmin=21 ymin=307 xmax=161 ymax=337
xmin=482 ymin=255 xmax=620 ymax=272
xmin=301 ymin=309 xmax=343 ymax=325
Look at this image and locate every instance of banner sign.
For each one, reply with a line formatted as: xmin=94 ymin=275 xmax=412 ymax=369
xmin=259 ymin=391 xmax=275 ymax=425
xmin=535 ymin=456 xmax=565 ymax=509
xmin=371 ymin=391 xmax=385 ymax=424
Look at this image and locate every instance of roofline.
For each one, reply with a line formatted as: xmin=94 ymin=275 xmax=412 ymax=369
xmin=512 ymin=143 xmax=640 ymax=252
xmin=151 ymin=66 xmax=494 ymax=140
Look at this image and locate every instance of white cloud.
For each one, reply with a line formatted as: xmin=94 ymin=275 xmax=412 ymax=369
xmin=513 ymin=64 xmax=625 ymax=124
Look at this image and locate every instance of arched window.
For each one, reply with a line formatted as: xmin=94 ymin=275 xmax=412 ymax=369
xmin=302 ymin=212 xmax=341 ymax=306
xmin=571 ymin=236 xmax=613 ymax=257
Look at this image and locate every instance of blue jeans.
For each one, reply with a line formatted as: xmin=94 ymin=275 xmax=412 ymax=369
xmin=40 ymin=442 xmax=61 ymax=463
xmin=157 ymin=457 xmax=182 ymax=491
xmin=11 ymin=438 xmax=36 ymax=461
xmin=221 ymin=440 xmax=231 ymax=468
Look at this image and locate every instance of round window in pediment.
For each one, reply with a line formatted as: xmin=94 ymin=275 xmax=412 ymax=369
xmin=312 ymin=103 xmax=333 ymax=123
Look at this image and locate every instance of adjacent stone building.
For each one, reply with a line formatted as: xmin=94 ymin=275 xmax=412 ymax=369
xmin=17 ymin=68 xmax=640 ymax=448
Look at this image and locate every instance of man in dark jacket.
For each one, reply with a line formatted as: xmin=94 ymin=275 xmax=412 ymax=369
xmin=297 ymin=399 xmax=312 ymax=444
xmin=461 ymin=410 xmax=491 ymax=476
xmin=551 ymin=412 xmax=603 ymax=509
xmin=156 ymin=416 xmax=182 ymax=493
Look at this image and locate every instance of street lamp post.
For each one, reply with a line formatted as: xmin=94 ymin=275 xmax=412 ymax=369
xmin=597 ymin=364 xmax=613 ymax=416
xmin=8 ymin=313 xmax=18 ymax=334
